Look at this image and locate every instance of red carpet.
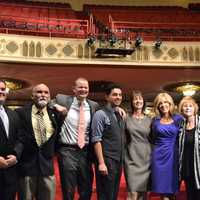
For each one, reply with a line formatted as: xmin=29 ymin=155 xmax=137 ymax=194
xmin=54 ymin=159 xmax=186 ymax=200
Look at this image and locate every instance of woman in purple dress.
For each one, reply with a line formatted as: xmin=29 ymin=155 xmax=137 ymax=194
xmin=150 ymin=93 xmax=183 ymax=200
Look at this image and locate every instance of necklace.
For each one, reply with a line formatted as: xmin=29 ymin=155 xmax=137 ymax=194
xmin=160 ymin=117 xmax=173 ymax=124
xmin=132 ymin=113 xmax=145 ymax=122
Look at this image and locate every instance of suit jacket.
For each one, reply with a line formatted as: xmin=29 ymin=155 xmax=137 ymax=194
xmin=0 ymin=106 xmax=23 ymax=184
xmin=54 ymin=94 xmax=99 ymax=157
xmin=16 ymin=103 xmax=61 ymax=176
xmin=54 ymin=94 xmax=99 ymax=117
xmin=54 ymin=94 xmax=99 ymax=130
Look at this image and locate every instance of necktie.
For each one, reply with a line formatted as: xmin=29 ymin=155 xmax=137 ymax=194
xmin=77 ymin=102 xmax=85 ymax=148
xmin=114 ymin=111 xmax=121 ymax=126
xmin=0 ymin=107 xmax=9 ymax=137
xmin=36 ymin=111 xmax=46 ymax=145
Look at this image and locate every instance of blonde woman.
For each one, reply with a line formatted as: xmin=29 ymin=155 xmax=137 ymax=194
xmin=178 ymin=96 xmax=200 ymax=200
xmin=150 ymin=93 xmax=183 ymax=200
xmin=124 ymin=91 xmax=151 ymax=200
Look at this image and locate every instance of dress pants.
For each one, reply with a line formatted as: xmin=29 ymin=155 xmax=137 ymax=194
xmin=18 ymin=175 xmax=55 ymax=200
xmin=95 ymin=157 xmax=122 ymax=200
xmin=0 ymin=169 xmax=18 ymax=200
xmin=58 ymin=145 xmax=93 ymax=200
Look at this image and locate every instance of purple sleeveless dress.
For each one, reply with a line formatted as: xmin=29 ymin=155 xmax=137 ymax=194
xmin=151 ymin=114 xmax=183 ymax=194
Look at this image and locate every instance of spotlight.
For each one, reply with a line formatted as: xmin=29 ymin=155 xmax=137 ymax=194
xmin=87 ymin=35 xmax=96 ymax=47
xmin=154 ymin=39 xmax=162 ymax=49
xmin=109 ymin=35 xmax=117 ymax=47
xmin=135 ymin=35 xmax=143 ymax=48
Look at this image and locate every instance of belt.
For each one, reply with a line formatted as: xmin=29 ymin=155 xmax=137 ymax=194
xmin=62 ymin=144 xmax=88 ymax=151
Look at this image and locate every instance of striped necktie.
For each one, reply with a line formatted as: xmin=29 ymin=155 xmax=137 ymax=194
xmin=77 ymin=102 xmax=85 ymax=148
xmin=36 ymin=111 xmax=46 ymax=145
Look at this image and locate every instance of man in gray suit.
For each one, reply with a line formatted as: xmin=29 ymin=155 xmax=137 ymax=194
xmin=53 ymin=77 xmax=99 ymax=200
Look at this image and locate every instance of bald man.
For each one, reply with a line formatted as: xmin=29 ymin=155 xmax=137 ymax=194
xmin=52 ymin=77 xmax=99 ymax=200
xmin=16 ymin=84 xmax=62 ymax=200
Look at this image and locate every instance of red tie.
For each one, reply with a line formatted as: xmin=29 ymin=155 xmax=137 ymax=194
xmin=77 ymin=102 xmax=85 ymax=148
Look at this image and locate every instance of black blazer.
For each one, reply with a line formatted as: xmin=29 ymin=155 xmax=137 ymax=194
xmin=0 ymin=106 xmax=23 ymax=184
xmin=16 ymin=103 xmax=61 ymax=176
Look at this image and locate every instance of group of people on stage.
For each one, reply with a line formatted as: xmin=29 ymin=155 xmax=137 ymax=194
xmin=0 ymin=77 xmax=199 ymax=200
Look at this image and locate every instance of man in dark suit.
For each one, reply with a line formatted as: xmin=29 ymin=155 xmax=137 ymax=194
xmin=52 ymin=77 xmax=99 ymax=200
xmin=0 ymin=80 xmax=23 ymax=200
xmin=16 ymin=83 xmax=61 ymax=200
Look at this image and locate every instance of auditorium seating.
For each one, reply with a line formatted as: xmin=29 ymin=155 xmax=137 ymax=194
xmin=83 ymin=4 xmax=200 ymax=41
xmin=0 ymin=1 xmax=199 ymax=41
xmin=0 ymin=1 xmax=89 ymax=38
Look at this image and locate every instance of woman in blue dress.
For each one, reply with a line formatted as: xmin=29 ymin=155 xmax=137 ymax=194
xmin=150 ymin=93 xmax=183 ymax=200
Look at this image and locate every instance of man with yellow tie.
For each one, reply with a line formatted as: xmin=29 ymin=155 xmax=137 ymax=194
xmin=52 ymin=77 xmax=99 ymax=200
xmin=16 ymin=83 xmax=61 ymax=200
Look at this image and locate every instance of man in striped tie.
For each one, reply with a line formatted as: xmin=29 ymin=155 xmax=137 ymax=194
xmin=16 ymin=83 xmax=62 ymax=200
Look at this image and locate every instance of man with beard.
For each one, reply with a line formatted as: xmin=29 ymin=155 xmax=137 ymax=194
xmin=0 ymin=80 xmax=23 ymax=200
xmin=91 ymin=84 xmax=125 ymax=200
xmin=16 ymin=83 xmax=61 ymax=200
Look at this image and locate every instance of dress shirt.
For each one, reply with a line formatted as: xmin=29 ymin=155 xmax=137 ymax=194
xmin=0 ymin=105 xmax=9 ymax=137
xmin=91 ymin=105 xmax=117 ymax=143
xmin=59 ymin=97 xmax=91 ymax=145
xmin=32 ymin=105 xmax=54 ymax=145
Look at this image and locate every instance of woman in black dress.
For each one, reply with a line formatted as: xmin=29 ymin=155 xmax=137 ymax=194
xmin=178 ymin=96 xmax=200 ymax=200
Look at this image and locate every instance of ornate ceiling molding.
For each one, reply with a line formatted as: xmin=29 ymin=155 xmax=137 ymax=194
xmin=0 ymin=33 xmax=200 ymax=66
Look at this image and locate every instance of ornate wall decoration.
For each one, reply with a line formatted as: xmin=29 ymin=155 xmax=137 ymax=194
xmin=167 ymin=48 xmax=179 ymax=59
xmin=63 ymin=45 xmax=74 ymax=56
xmin=6 ymin=41 xmax=18 ymax=53
xmin=182 ymin=47 xmax=188 ymax=61
xmin=195 ymin=47 xmax=200 ymax=61
xmin=152 ymin=48 xmax=163 ymax=59
xmin=0 ymin=34 xmax=199 ymax=66
xmin=189 ymin=47 xmax=194 ymax=61
xmin=46 ymin=44 xmax=58 ymax=56
xmin=36 ymin=42 xmax=42 ymax=57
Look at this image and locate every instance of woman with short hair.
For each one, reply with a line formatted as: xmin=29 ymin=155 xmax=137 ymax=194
xmin=124 ymin=91 xmax=152 ymax=200
xmin=178 ymin=96 xmax=200 ymax=200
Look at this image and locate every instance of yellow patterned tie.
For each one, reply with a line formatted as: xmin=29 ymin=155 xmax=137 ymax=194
xmin=36 ymin=111 xmax=46 ymax=145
